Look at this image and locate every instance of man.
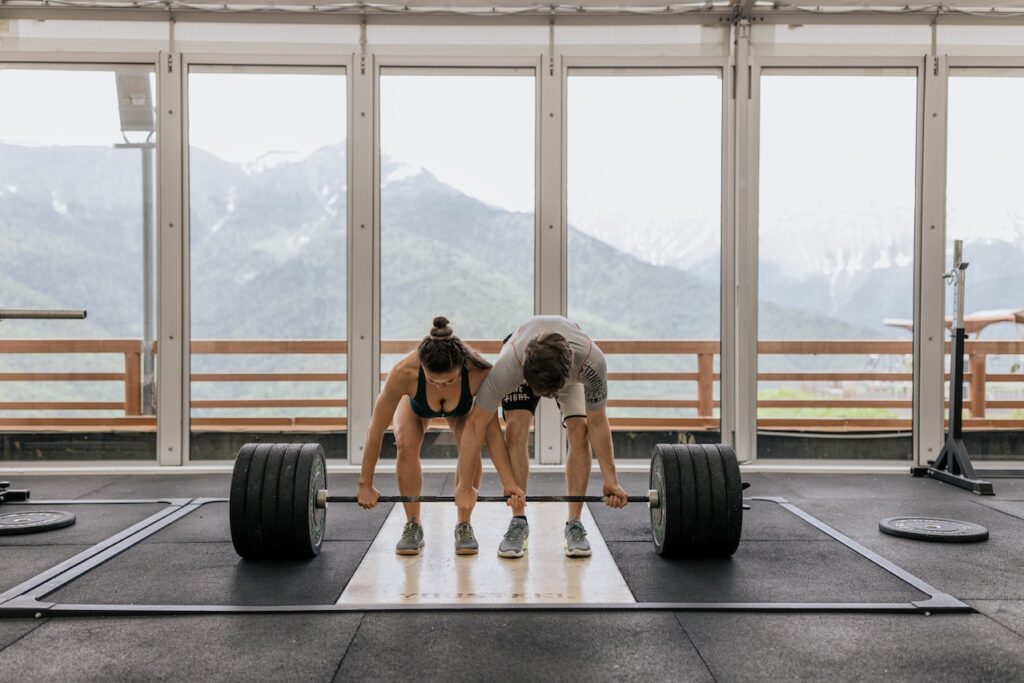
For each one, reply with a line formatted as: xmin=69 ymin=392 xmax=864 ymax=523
xmin=454 ymin=315 xmax=629 ymax=558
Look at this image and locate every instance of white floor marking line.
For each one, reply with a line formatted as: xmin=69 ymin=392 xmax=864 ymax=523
xmin=337 ymin=502 xmax=636 ymax=605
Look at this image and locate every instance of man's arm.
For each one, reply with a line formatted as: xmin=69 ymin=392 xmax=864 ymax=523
xmin=586 ymin=406 xmax=628 ymax=508
xmin=483 ymin=412 xmax=521 ymax=498
xmin=456 ymin=347 xmax=526 ymax=508
xmin=455 ymin=406 xmax=525 ymax=510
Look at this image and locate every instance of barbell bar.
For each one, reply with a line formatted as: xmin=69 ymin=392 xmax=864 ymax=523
xmin=229 ymin=442 xmax=747 ymax=561
xmin=315 ymin=491 xmax=660 ymax=509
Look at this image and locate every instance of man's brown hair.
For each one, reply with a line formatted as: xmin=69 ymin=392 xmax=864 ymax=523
xmin=523 ymin=332 xmax=572 ymax=396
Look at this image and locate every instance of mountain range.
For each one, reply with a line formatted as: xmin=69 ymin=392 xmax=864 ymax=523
xmin=3 ymin=140 xmax=1022 ymax=382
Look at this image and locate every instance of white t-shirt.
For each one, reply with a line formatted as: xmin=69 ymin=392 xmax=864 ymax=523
xmin=475 ymin=315 xmax=608 ymax=413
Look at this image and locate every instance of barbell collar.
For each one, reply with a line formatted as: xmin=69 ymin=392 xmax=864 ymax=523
xmin=316 ymin=489 xmax=658 ymax=509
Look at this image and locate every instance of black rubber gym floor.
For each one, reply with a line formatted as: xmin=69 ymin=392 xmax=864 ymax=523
xmin=2 ymin=470 xmax=1024 ymax=680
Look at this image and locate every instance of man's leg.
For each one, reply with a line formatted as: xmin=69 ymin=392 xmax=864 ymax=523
xmin=559 ymin=384 xmax=594 ymax=557
xmin=497 ymin=384 xmax=538 ymax=558
xmin=564 ymin=416 xmax=592 ymax=521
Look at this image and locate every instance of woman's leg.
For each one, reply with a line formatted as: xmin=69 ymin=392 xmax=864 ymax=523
xmin=393 ymin=397 xmax=426 ymax=521
xmin=447 ymin=416 xmax=482 ymax=522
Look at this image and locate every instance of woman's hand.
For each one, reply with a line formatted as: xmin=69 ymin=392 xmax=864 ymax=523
xmin=455 ymin=484 xmax=479 ymax=510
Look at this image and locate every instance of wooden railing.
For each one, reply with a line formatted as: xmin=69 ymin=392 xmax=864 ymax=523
xmin=1 ymin=338 xmax=1022 ymax=432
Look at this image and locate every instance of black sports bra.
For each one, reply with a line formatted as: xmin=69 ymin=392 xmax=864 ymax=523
xmin=408 ymin=365 xmax=473 ymax=419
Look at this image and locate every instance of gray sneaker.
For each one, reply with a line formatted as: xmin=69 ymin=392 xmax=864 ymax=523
xmin=395 ymin=519 xmax=424 ymax=556
xmin=564 ymin=519 xmax=592 ymax=557
xmin=497 ymin=518 xmax=529 ymax=559
xmin=454 ymin=521 xmax=479 ymax=555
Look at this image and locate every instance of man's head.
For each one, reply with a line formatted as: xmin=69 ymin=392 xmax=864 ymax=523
xmin=523 ymin=332 xmax=572 ymax=398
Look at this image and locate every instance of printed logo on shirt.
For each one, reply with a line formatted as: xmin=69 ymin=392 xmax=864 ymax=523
xmin=581 ymin=364 xmax=607 ymax=405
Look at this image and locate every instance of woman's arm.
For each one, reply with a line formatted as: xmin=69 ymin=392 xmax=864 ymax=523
xmin=357 ymin=362 xmax=412 ymax=508
xmin=455 ymin=405 xmax=525 ymax=510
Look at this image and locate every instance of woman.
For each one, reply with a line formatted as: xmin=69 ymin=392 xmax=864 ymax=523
xmin=357 ymin=316 xmax=508 ymax=556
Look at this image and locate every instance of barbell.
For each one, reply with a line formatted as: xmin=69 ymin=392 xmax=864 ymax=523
xmin=229 ymin=442 xmax=745 ymax=560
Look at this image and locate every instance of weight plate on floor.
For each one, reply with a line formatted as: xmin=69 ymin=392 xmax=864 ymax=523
xmin=650 ymin=445 xmax=685 ymax=556
xmin=230 ymin=443 xmax=258 ymax=558
xmin=259 ymin=443 xmax=290 ymax=558
xmin=244 ymin=443 xmax=275 ymax=557
xmin=292 ymin=443 xmax=326 ymax=558
xmin=879 ymin=517 xmax=989 ymax=543
xmin=673 ymin=445 xmax=696 ymax=555
xmin=0 ymin=510 xmax=76 ymax=535
xmin=686 ymin=444 xmax=713 ymax=555
xmin=715 ymin=444 xmax=743 ymax=557
xmin=275 ymin=443 xmax=304 ymax=558
xmin=700 ymin=444 xmax=728 ymax=556
xmin=649 ymin=446 xmax=668 ymax=553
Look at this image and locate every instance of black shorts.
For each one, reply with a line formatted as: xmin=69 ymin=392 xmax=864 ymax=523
xmin=500 ymin=332 xmax=541 ymax=416
xmin=501 ymin=381 xmax=541 ymax=415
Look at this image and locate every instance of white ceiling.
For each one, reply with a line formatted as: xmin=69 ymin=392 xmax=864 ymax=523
xmin=3 ymin=0 xmax=1024 ymax=16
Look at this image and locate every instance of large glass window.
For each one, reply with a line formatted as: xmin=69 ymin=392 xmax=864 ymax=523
xmin=566 ymin=70 xmax=722 ymax=455
xmin=378 ymin=70 xmax=536 ymax=458
xmin=187 ymin=68 xmax=347 ymax=460
xmin=0 ymin=65 xmax=157 ymax=460
xmin=757 ymin=71 xmax=918 ymax=459
xmin=946 ymin=71 xmax=1024 ymax=458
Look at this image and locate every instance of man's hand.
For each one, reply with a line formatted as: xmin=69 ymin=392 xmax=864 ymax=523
xmin=357 ymin=483 xmax=381 ymax=509
xmin=603 ymin=481 xmax=629 ymax=509
xmin=455 ymin=484 xmax=479 ymax=510
xmin=503 ymin=482 xmax=526 ymax=510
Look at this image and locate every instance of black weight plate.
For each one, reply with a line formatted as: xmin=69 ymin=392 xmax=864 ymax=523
xmin=716 ymin=444 xmax=743 ymax=556
xmin=308 ymin=444 xmax=327 ymax=555
xmin=260 ymin=443 xmax=290 ymax=558
xmin=276 ymin=443 xmax=303 ymax=558
xmin=0 ymin=510 xmax=76 ymax=535
xmin=650 ymin=445 xmax=681 ymax=555
xmin=292 ymin=443 xmax=327 ymax=558
xmin=649 ymin=446 xmax=667 ymax=552
xmin=701 ymin=444 xmax=729 ymax=557
xmin=244 ymin=443 xmax=275 ymax=558
xmin=229 ymin=443 xmax=258 ymax=558
xmin=686 ymin=444 xmax=713 ymax=555
xmin=879 ymin=517 xmax=989 ymax=543
xmin=673 ymin=444 xmax=697 ymax=555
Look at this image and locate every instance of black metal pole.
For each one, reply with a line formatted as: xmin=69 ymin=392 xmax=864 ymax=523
xmin=950 ymin=326 xmax=965 ymax=440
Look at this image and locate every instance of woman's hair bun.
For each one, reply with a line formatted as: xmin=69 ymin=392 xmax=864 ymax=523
xmin=430 ymin=316 xmax=453 ymax=339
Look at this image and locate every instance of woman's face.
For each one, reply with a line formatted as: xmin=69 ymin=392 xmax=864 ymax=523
xmin=423 ymin=367 xmax=460 ymax=389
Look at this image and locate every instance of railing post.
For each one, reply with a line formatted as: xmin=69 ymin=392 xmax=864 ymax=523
xmin=697 ymin=353 xmax=714 ymax=418
xmin=124 ymin=346 xmax=142 ymax=416
xmin=968 ymin=350 xmax=986 ymax=418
